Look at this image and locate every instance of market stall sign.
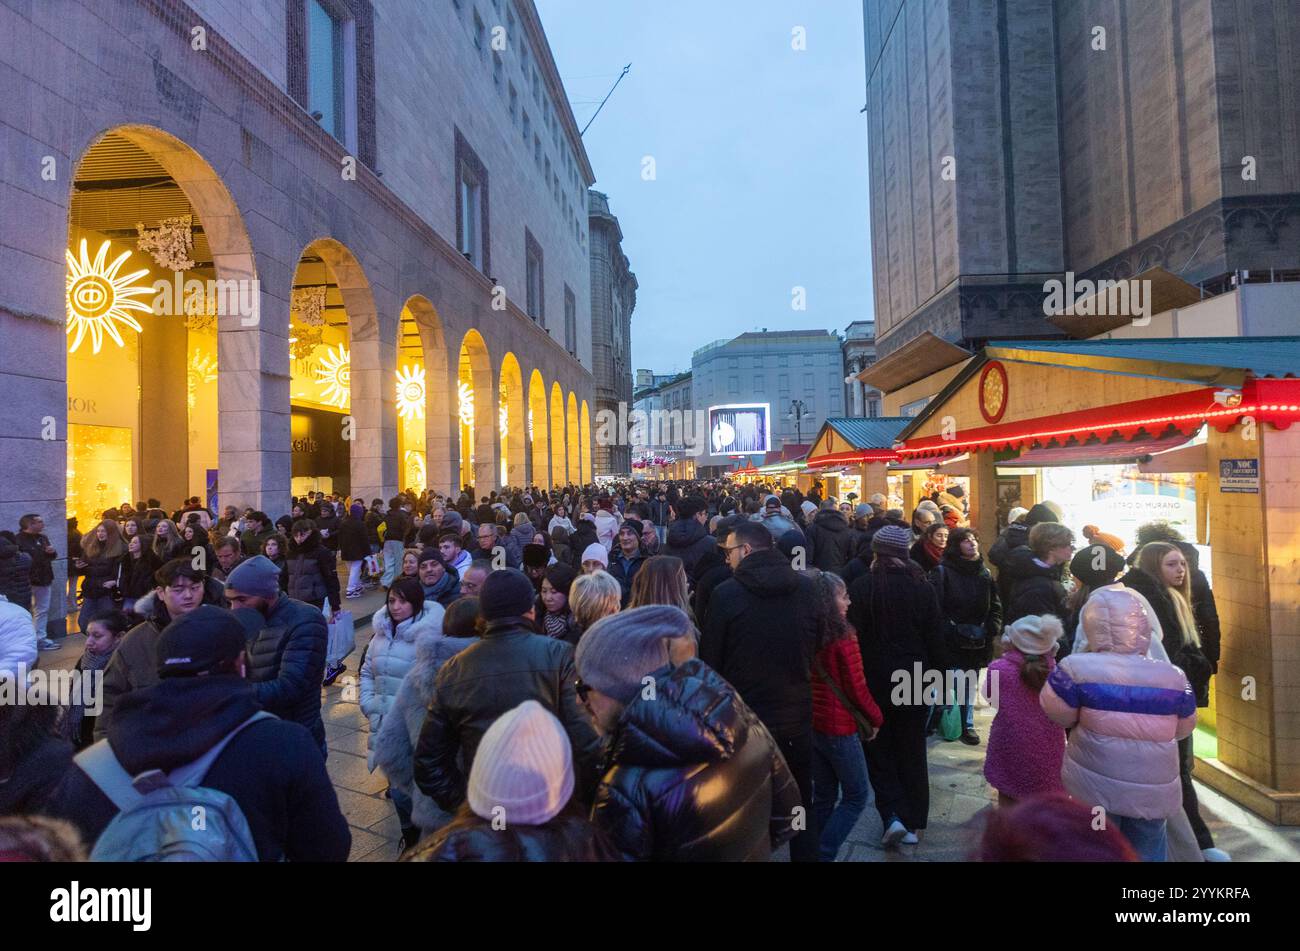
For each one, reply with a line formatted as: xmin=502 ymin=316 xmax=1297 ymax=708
xmin=1219 ymin=458 xmax=1259 ymax=494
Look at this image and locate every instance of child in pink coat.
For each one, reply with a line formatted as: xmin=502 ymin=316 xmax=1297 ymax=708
xmin=982 ymin=615 xmax=1066 ymax=806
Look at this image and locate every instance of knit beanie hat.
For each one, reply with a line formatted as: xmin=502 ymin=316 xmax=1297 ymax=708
xmin=1007 ymin=506 xmax=1029 ymax=524
xmin=1082 ymin=525 xmax=1126 ymax=554
xmin=581 ymin=542 xmax=608 ymax=567
xmin=1026 ymin=502 xmax=1059 ymax=526
xmin=1070 ymin=543 xmax=1127 ymax=589
xmin=349 ymin=502 xmax=365 ymax=519
xmin=871 ymin=524 xmax=912 ymax=560
xmin=522 ymin=543 xmax=550 ymax=569
xmin=225 ymin=555 xmax=281 ymax=599
xmin=1006 ymin=614 xmax=1063 ymax=656
xmin=800 ymin=500 xmax=818 ymax=517
xmin=467 ymin=700 xmax=573 ymax=826
xmin=478 ymin=568 xmax=536 ymax=621
xmin=574 ymin=605 xmax=693 ymax=705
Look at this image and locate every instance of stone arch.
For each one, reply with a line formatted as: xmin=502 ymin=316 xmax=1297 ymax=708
xmin=65 ymin=125 xmax=262 ymax=527
xmin=457 ymin=328 xmax=495 ymax=492
xmin=498 ymin=352 xmax=526 ymax=489
xmin=567 ymin=391 xmax=580 ymax=487
xmin=397 ymin=295 xmax=451 ymax=493
xmin=291 ymin=237 xmax=387 ymax=502
xmin=580 ymin=400 xmax=592 ymax=484
xmin=529 ymin=369 xmax=549 ymax=487
xmin=550 ymin=382 xmax=567 ymax=487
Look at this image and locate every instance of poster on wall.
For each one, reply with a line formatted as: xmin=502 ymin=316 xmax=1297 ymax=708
xmin=1044 ymin=464 xmax=1198 ymax=552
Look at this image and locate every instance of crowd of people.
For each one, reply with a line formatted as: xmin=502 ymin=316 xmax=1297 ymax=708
xmin=0 ymin=477 xmax=1228 ymax=863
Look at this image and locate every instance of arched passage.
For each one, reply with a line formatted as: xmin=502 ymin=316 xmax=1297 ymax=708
xmin=529 ymin=369 xmax=549 ymax=487
xmin=550 ymin=382 xmax=567 ymax=487
xmin=65 ymin=126 xmax=257 ymax=523
xmin=289 ymin=238 xmax=384 ymax=501
xmin=566 ymin=391 xmax=580 ymax=487
xmin=498 ymin=353 xmax=526 ymax=489
xmin=457 ymin=329 xmax=494 ymax=493
xmin=580 ymin=401 xmax=592 ymax=484
xmin=401 ymin=296 xmax=451 ymax=494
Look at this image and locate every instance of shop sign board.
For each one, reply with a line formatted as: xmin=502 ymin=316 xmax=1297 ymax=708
xmin=1219 ymin=458 xmax=1259 ymax=494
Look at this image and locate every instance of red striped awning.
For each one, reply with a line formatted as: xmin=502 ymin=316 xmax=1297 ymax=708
xmin=897 ymin=380 xmax=1300 ymax=460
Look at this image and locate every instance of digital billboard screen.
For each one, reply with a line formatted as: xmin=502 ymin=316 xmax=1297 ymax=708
xmin=708 ymin=403 xmax=771 ymax=455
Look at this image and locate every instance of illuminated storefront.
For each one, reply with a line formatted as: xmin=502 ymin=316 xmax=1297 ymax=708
xmin=803 ymin=419 xmax=909 ymax=505
xmin=892 ymin=337 xmax=1300 ymax=823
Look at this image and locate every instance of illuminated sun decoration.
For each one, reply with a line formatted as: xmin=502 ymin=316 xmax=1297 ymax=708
xmin=499 ymin=403 xmax=509 ymax=441
xmin=187 ymin=348 xmax=218 ymax=410
xmin=458 ymin=381 xmax=475 ymax=428
xmin=315 ymin=343 xmax=351 ymax=408
xmin=65 ymin=238 xmax=154 ymax=354
xmin=527 ymin=408 xmax=534 ymax=440
xmin=395 ymin=365 xmax=426 ymax=420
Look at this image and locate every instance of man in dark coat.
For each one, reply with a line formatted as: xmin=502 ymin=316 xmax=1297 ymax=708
xmin=52 ymin=606 xmax=350 ymax=861
xmin=988 ymin=502 xmax=1058 ymax=606
xmin=663 ymin=496 xmax=716 ymax=582
xmin=224 ymin=556 xmax=329 ymax=756
xmin=413 ymin=569 xmax=603 ymax=813
xmin=803 ymin=503 xmax=856 ymax=574
xmin=576 ymin=605 xmax=801 ymax=862
xmin=0 ymin=531 xmax=33 ymax=615
xmin=700 ymin=520 xmax=819 ymax=862
xmin=606 ymin=520 xmax=647 ymax=607
xmin=16 ymin=513 xmax=58 ymax=649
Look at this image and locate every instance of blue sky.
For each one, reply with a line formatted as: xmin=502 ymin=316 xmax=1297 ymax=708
xmin=536 ymin=0 xmax=873 ymax=374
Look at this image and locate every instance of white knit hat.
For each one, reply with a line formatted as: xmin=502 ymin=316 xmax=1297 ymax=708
xmin=581 ymin=542 xmax=608 ymax=567
xmin=800 ymin=500 xmax=818 ymax=517
xmin=1006 ymin=614 xmax=1064 ymax=656
xmin=467 ymin=700 xmax=574 ymax=826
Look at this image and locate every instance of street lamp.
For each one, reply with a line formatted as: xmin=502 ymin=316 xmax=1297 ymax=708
xmin=787 ymin=399 xmax=813 ymax=447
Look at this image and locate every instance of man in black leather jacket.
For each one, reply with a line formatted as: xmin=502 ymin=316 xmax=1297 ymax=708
xmin=576 ymin=605 xmax=801 ymax=861
xmin=414 ymin=569 xmax=602 ymax=812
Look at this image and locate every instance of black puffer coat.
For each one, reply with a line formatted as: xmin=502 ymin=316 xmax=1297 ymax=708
xmin=664 ymin=518 xmax=716 ymax=580
xmin=804 ymin=509 xmax=855 ymax=573
xmin=1001 ymin=546 xmax=1068 ymax=625
xmin=0 ymin=533 xmax=32 ymax=609
xmin=928 ymin=553 xmax=1002 ymax=669
xmin=590 ymin=659 xmax=802 ymax=862
xmin=245 ymin=596 xmax=328 ymax=749
xmin=988 ymin=521 xmax=1032 ymax=605
xmin=404 ymin=803 xmax=621 ymax=862
xmin=338 ymin=516 xmax=369 ymax=562
xmin=413 ymin=618 xmax=603 ymax=812
xmin=286 ymin=531 xmax=340 ymax=609
xmin=699 ymin=547 xmax=818 ymax=739
xmin=1122 ymin=566 xmax=1215 ymax=707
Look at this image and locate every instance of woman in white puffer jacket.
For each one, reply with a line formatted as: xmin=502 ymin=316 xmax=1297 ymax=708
xmin=361 ymin=577 xmax=445 ymax=772
xmin=1040 ymin=586 xmax=1195 ymax=862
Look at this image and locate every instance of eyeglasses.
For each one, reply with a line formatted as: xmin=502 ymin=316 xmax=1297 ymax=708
xmin=575 ymin=678 xmax=593 ymax=703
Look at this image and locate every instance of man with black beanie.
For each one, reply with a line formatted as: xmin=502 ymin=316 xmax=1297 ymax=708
xmin=52 ymin=605 xmax=350 ymax=861
xmin=413 ymin=568 xmax=602 ymax=814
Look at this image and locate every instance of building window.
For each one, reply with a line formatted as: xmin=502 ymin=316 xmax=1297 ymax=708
xmin=804 ymin=354 xmax=814 ymax=366
xmin=803 ymin=372 xmax=814 ymax=392
xmin=525 ymin=228 xmax=544 ymax=324
xmin=454 ymin=129 xmax=490 ymax=273
xmin=728 ymin=376 xmax=739 ymax=396
xmin=493 ymin=50 xmax=503 ymax=87
xmin=868 ymin=398 xmax=880 ymax=418
xmin=306 ymin=1 xmax=346 ymax=141
xmin=778 ymin=355 xmax=788 ymax=368
xmin=778 ymin=374 xmax=789 ymax=393
xmin=753 ymin=375 xmax=764 ymax=391
xmin=564 ymin=285 xmax=577 ymax=355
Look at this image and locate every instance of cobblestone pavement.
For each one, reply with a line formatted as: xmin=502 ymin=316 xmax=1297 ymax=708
xmin=44 ymin=599 xmax=1300 ymax=863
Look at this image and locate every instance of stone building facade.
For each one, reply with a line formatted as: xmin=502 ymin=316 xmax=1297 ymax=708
xmin=841 ymin=320 xmax=881 ymax=417
xmin=1 ymin=0 xmax=602 ymax=633
xmin=588 ymin=190 xmax=637 ymax=476
xmin=863 ymin=0 xmax=1300 ymax=358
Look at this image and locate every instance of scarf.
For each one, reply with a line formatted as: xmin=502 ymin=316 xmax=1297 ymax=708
xmin=924 ymin=539 xmax=945 ymax=563
xmin=543 ymin=610 xmax=571 ymax=639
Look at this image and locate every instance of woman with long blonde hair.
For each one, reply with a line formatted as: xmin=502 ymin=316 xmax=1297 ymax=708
xmin=75 ymin=520 xmax=125 ymax=632
xmin=150 ymin=518 xmax=186 ymax=563
xmin=1124 ymin=540 xmax=1225 ymax=860
xmin=569 ymin=571 xmax=622 ymax=639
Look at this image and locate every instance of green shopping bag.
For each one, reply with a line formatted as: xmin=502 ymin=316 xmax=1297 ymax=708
xmin=939 ymin=699 xmax=963 ymax=742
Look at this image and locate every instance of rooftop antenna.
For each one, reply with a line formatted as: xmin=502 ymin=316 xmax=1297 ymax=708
xmin=581 ymin=63 xmax=631 ymax=137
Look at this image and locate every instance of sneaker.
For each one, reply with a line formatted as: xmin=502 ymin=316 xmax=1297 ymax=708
xmin=322 ymin=662 xmax=346 ymax=687
xmin=960 ymin=728 xmax=980 ymax=746
xmin=900 ymin=831 xmax=919 ymax=845
xmin=37 ymin=637 xmax=61 ymax=651
xmin=881 ymin=819 xmax=908 ymax=849
xmin=345 ymin=589 xmax=363 ymax=599
xmin=1202 ymin=847 xmax=1232 ymax=862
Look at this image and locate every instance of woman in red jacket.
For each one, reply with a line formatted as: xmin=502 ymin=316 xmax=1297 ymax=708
xmin=808 ymin=569 xmax=884 ymax=861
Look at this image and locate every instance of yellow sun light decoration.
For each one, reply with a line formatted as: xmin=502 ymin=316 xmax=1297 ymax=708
xmin=65 ymin=238 xmax=154 ymax=354
xmin=315 ymin=343 xmax=351 ymax=409
xmin=458 ymin=381 xmax=475 ymax=428
xmin=187 ymin=348 xmax=218 ymax=410
xmin=499 ymin=403 xmax=509 ymax=441
xmin=395 ymin=365 xmax=426 ymax=420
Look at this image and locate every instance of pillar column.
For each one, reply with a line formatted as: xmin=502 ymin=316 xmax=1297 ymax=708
xmin=969 ymin=450 xmax=999 ymax=547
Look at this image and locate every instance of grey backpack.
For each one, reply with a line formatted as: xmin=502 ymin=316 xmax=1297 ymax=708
xmin=74 ymin=712 xmax=274 ymax=862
